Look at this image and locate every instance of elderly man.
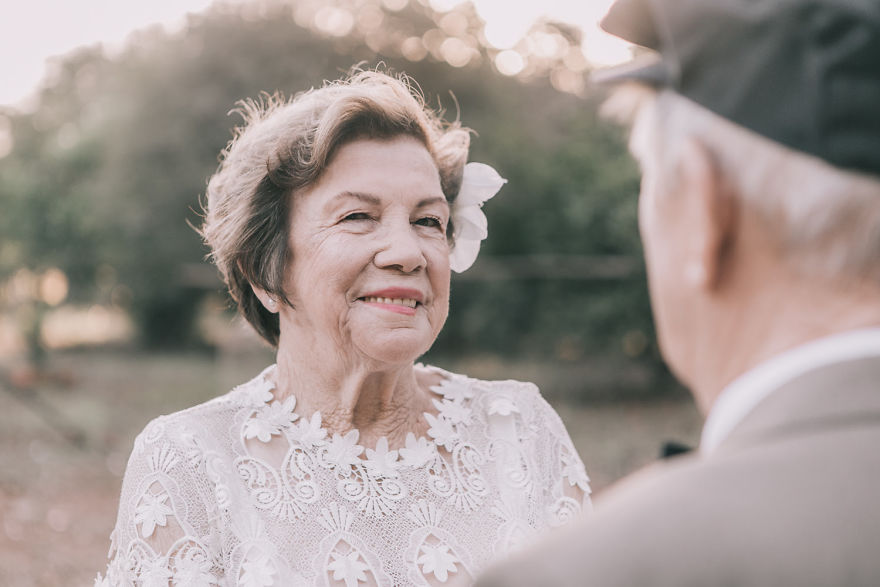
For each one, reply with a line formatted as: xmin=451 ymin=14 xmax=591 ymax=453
xmin=477 ymin=0 xmax=880 ymax=585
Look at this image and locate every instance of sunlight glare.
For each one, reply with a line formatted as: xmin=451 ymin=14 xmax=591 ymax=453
xmin=439 ymin=12 xmax=469 ymax=36
xmin=382 ymin=0 xmax=409 ymax=11
xmin=0 ymin=0 xmax=219 ymax=107
xmin=495 ymin=50 xmax=525 ymax=76
xmin=530 ymin=32 xmax=568 ymax=60
xmin=440 ymin=37 xmax=473 ymax=68
xmin=401 ymin=37 xmax=429 ymax=61
xmin=429 ymin=0 xmax=462 ymax=13
xmin=582 ymin=23 xmax=633 ymax=66
xmin=314 ymin=7 xmax=355 ymax=37
xmin=0 ymin=0 xmax=635 ymax=107
xmin=0 ymin=115 xmax=13 ymax=159
xmin=478 ymin=1 xmax=533 ymax=50
xmin=356 ymin=5 xmax=385 ymax=33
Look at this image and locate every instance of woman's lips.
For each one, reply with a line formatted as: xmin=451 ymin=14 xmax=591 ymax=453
xmin=358 ymin=288 xmax=423 ymax=316
xmin=361 ymin=296 xmax=418 ymax=315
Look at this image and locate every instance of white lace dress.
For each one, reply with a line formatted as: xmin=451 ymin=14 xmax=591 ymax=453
xmin=97 ymin=364 xmax=590 ymax=586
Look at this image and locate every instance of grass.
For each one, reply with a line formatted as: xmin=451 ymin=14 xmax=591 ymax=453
xmin=0 ymin=347 xmax=701 ymax=586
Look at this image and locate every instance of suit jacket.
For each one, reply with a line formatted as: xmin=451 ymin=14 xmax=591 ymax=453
xmin=476 ymin=356 xmax=880 ymax=586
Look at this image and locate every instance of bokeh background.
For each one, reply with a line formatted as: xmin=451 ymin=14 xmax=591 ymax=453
xmin=0 ymin=0 xmax=702 ymax=584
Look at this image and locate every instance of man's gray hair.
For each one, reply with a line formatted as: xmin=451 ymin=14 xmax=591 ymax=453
xmin=605 ymin=85 xmax=880 ymax=284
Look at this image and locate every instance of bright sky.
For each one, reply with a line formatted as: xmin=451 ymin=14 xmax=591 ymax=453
xmin=0 ymin=0 xmax=629 ymax=108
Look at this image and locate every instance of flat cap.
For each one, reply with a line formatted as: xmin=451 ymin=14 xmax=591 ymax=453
xmin=594 ymin=0 xmax=880 ymax=178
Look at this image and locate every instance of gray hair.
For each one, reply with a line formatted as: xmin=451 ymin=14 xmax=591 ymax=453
xmin=604 ymin=85 xmax=880 ymax=284
xmin=200 ymin=71 xmax=470 ymax=346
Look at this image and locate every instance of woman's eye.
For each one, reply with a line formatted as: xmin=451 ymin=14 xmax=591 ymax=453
xmin=343 ymin=212 xmax=371 ymax=221
xmin=415 ymin=216 xmax=443 ymax=229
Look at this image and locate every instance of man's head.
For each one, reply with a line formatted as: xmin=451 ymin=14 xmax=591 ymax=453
xmin=597 ymin=0 xmax=880 ymax=407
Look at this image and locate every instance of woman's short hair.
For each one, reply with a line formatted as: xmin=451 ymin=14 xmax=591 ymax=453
xmin=604 ymin=84 xmax=880 ymax=285
xmin=200 ymin=70 xmax=470 ymax=346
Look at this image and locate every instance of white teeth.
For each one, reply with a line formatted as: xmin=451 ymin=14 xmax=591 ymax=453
xmin=363 ymin=296 xmax=418 ymax=308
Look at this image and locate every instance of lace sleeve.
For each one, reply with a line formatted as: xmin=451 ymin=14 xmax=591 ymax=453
xmin=96 ymin=418 xmax=221 ymax=586
xmin=534 ymin=394 xmax=592 ymax=513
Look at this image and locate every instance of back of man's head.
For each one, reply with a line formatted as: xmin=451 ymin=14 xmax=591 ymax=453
xmin=594 ymin=0 xmax=880 ymax=401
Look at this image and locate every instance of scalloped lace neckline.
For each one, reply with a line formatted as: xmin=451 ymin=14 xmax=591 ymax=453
xmin=235 ymin=363 xmax=476 ymax=464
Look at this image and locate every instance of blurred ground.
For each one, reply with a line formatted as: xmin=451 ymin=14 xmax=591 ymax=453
xmin=0 ymin=346 xmax=700 ymax=586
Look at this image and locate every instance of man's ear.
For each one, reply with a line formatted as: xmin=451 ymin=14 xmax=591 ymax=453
xmin=678 ymin=138 xmax=737 ymax=291
xmin=251 ymin=284 xmax=280 ymax=314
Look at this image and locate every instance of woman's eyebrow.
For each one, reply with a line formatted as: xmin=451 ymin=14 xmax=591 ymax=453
xmin=324 ymin=192 xmax=447 ymax=211
xmin=323 ymin=191 xmax=381 ymax=211
xmin=416 ymin=196 xmax=449 ymax=209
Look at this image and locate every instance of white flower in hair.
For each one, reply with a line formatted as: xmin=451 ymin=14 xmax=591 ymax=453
xmin=449 ymin=162 xmax=506 ymax=273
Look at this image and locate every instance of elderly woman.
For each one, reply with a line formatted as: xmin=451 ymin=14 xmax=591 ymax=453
xmin=99 ymin=71 xmax=589 ymax=586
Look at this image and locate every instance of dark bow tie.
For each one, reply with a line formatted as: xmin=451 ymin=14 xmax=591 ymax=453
xmin=660 ymin=441 xmax=694 ymax=459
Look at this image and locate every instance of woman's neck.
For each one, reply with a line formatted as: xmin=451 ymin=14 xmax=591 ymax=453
xmin=272 ymin=341 xmax=435 ymax=449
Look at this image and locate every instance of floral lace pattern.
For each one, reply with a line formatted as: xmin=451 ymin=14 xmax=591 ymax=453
xmin=98 ymin=365 xmax=590 ymax=585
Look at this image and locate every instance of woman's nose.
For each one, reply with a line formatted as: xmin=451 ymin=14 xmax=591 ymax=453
xmin=373 ymin=221 xmax=426 ymax=273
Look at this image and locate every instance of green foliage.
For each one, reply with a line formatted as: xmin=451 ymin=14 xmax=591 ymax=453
xmin=0 ymin=0 xmax=669 ymax=388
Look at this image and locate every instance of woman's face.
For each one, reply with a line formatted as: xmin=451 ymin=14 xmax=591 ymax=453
xmin=280 ymin=136 xmax=451 ymax=366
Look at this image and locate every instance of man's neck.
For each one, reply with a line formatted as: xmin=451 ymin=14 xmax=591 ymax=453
xmin=699 ymin=325 xmax=880 ymax=453
xmin=691 ymin=276 xmax=880 ymax=414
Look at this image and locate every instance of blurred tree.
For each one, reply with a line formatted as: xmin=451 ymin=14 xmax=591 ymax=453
xmin=0 ymin=0 xmax=670 ymax=391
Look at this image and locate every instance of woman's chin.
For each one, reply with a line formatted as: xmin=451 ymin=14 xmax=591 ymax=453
xmin=352 ymin=330 xmax=434 ymax=366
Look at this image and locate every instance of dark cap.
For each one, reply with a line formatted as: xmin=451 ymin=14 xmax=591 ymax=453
xmin=593 ymin=0 xmax=880 ymax=179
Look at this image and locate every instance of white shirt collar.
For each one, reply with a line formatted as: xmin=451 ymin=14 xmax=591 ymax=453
xmin=700 ymin=327 xmax=880 ymax=455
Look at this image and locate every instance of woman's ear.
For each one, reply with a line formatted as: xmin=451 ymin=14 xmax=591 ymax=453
xmin=251 ymin=284 xmax=280 ymax=314
xmin=678 ymin=138 xmax=738 ymax=291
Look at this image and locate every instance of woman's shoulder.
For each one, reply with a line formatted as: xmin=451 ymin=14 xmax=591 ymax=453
xmin=418 ymin=363 xmax=556 ymax=421
xmin=421 ymin=363 xmax=590 ymax=496
xmin=131 ymin=364 xmax=275 ymax=450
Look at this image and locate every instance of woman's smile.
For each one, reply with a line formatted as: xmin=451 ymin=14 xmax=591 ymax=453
xmin=358 ymin=287 xmax=424 ymax=315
